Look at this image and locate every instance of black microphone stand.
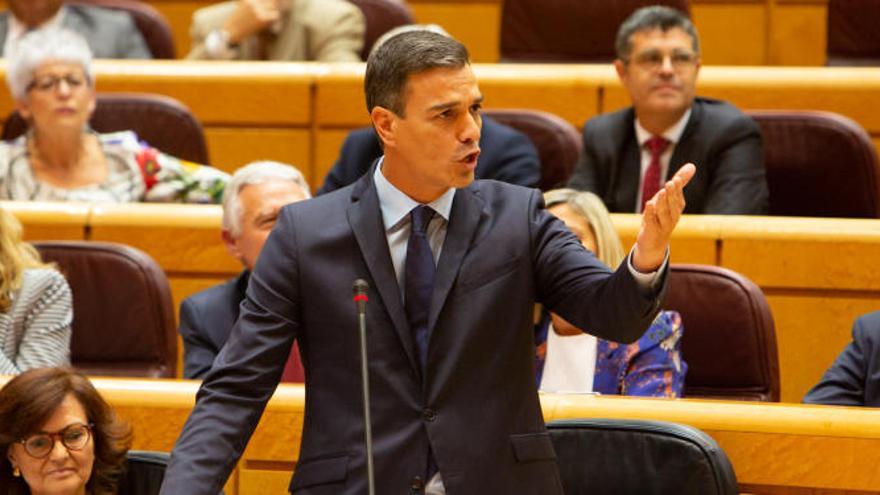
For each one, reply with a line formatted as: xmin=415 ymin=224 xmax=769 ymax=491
xmin=353 ymin=279 xmax=375 ymax=495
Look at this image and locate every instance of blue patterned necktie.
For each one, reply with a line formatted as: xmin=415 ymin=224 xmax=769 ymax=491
xmin=405 ymin=205 xmax=436 ymax=371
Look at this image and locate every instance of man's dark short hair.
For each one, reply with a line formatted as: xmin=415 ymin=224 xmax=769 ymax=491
xmin=365 ymin=30 xmax=470 ymax=116
xmin=615 ymin=6 xmax=699 ymax=61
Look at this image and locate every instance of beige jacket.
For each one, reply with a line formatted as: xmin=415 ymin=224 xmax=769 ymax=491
xmin=187 ymin=0 xmax=364 ymax=61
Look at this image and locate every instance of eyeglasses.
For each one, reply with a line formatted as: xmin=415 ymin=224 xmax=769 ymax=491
xmin=18 ymin=423 xmax=93 ymax=458
xmin=624 ymin=50 xmax=698 ymax=71
xmin=26 ymin=74 xmax=87 ymax=93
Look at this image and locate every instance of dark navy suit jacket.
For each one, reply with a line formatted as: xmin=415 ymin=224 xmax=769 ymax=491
xmin=178 ymin=270 xmax=303 ymax=382
xmin=567 ymin=97 xmax=768 ymax=214
xmin=804 ymin=311 xmax=880 ymax=407
xmin=161 ymin=172 xmax=665 ymax=494
xmin=317 ymin=117 xmax=541 ymax=194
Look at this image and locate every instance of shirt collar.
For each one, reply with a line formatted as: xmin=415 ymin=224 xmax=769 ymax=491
xmin=634 ymin=108 xmax=692 ymax=147
xmin=373 ymin=157 xmax=455 ymax=231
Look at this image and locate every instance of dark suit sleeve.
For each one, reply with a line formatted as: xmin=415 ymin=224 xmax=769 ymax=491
xmin=702 ymin=113 xmax=768 ymax=214
xmin=566 ymin=120 xmax=602 ymax=193
xmin=318 ymin=128 xmax=382 ymax=195
xmin=161 ymin=209 xmax=302 ymax=494
xmin=803 ymin=316 xmax=873 ymax=406
xmin=483 ymin=125 xmax=541 ymax=188
xmin=529 ymin=189 xmax=664 ymax=344
xmin=178 ymin=298 xmax=217 ymax=379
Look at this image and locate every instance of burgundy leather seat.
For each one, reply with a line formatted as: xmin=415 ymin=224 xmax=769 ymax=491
xmin=3 ymin=92 xmax=209 ymax=165
xmin=827 ymin=0 xmax=880 ymax=66
xmin=483 ymin=108 xmax=582 ymax=190
xmin=747 ymin=110 xmax=880 ymax=218
xmin=500 ymin=0 xmax=690 ymax=63
xmin=347 ymin=0 xmax=415 ymax=60
xmin=71 ymin=0 xmax=176 ymax=59
xmin=34 ymin=241 xmax=177 ymax=378
xmin=665 ymin=264 xmax=780 ymax=401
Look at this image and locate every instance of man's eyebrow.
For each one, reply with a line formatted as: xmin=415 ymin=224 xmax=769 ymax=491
xmin=428 ymin=95 xmax=484 ymax=113
xmin=428 ymin=101 xmax=460 ymax=113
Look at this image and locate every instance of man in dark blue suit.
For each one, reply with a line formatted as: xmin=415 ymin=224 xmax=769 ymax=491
xmin=178 ymin=161 xmax=310 ymax=380
xmin=804 ymin=311 xmax=880 ymax=407
xmin=160 ymin=31 xmax=694 ymax=494
xmin=318 ymin=117 xmax=541 ymax=194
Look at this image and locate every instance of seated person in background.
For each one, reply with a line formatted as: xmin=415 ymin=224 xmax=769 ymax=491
xmin=567 ymin=6 xmax=768 ymax=215
xmin=0 ymin=29 xmax=229 ymax=203
xmin=536 ymin=188 xmax=686 ymax=397
xmin=180 ymin=161 xmax=309 ymax=380
xmin=803 ymin=311 xmax=880 ymax=407
xmin=188 ymin=0 xmax=364 ymax=61
xmin=317 ymin=24 xmax=542 ymax=194
xmin=0 ymin=206 xmax=72 ymax=375
xmin=0 ymin=367 xmax=133 ymax=494
xmin=0 ymin=0 xmax=150 ymax=59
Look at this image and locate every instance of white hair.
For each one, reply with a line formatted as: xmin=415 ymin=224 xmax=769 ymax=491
xmin=222 ymin=161 xmax=311 ymax=236
xmin=6 ymin=28 xmax=94 ymax=101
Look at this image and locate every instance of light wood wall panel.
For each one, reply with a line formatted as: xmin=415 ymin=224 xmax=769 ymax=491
xmin=9 ymin=203 xmax=880 ymax=401
xmin=1 ymin=376 xmax=877 ymax=495
xmin=128 ymin=0 xmax=827 ymax=65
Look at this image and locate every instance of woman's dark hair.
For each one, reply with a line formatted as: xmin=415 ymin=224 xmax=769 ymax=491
xmin=0 ymin=367 xmax=133 ymax=494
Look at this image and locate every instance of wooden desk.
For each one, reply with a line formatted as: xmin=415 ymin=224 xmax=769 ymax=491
xmin=6 ymin=202 xmax=880 ymax=401
xmin=1 ymin=376 xmax=876 ymax=495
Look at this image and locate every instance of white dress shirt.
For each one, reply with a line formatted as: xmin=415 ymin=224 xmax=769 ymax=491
xmin=633 ymin=109 xmax=692 ymax=212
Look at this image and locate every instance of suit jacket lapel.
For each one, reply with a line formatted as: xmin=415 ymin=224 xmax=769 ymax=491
xmin=668 ymin=99 xmax=703 ymax=179
xmin=347 ymin=171 xmax=421 ymax=375
xmin=428 ymin=186 xmax=484 ymax=333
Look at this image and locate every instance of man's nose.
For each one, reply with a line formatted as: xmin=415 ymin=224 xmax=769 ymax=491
xmin=459 ymin=113 xmax=481 ymax=143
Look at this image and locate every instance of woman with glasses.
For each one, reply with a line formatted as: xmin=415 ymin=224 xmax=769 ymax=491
xmin=0 ymin=206 xmax=72 ymax=375
xmin=535 ymin=189 xmax=687 ymax=397
xmin=0 ymin=367 xmax=132 ymax=494
xmin=0 ymin=28 xmax=228 ymax=203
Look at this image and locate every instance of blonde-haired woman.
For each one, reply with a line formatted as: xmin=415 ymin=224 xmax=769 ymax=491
xmin=536 ymin=189 xmax=686 ymax=397
xmin=0 ymin=207 xmax=72 ymax=374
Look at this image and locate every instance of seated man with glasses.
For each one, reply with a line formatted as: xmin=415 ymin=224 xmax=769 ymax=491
xmin=567 ymin=6 xmax=768 ymax=215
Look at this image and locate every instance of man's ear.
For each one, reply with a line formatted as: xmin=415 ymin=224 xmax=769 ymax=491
xmin=614 ymin=59 xmax=627 ymax=81
xmin=371 ymin=106 xmax=397 ymax=149
xmin=221 ymin=229 xmax=242 ymax=263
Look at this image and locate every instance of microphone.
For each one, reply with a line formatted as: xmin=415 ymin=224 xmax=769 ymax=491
xmin=352 ymin=279 xmax=375 ymax=495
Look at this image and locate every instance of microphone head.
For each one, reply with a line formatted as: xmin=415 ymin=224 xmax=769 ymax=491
xmin=352 ymin=278 xmax=369 ymax=297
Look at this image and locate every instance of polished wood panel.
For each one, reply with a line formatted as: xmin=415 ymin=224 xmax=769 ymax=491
xmin=1 ymin=376 xmax=876 ymax=495
xmin=128 ymin=0 xmax=828 ymax=65
xmin=0 ymin=201 xmax=89 ymax=241
xmin=7 ymin=204 xmax=880 ymax=400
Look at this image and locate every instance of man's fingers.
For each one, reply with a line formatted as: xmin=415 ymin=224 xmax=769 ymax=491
xmin=673 ymin=163 xmax=696 ymax=187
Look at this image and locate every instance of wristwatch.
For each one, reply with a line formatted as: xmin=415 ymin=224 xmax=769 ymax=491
xmin=204 ymin=29 xmax=237 ymax=59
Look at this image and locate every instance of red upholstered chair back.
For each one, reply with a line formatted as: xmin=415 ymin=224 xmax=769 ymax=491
xmin=665 ymin=264 xmax=780 ymax=401
xmin=500 ymin=0 xmax=690 ymax=62
xmin=2 ymin=92 xmax=209 ymax=165
xmin=827 ymin=0 xmax=880 ymax=66
xmin=346 ymin=0 xmax=415 ymax=60
xmin=747 ymin=110 xmax=880 ymax=218
xmin=483 ymin=108 xmax=582 ymax=190
xmin=70 ymin=0 xmax=176 ymax=58
xmin=34 ymin=242 xmax=177 ymax=378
